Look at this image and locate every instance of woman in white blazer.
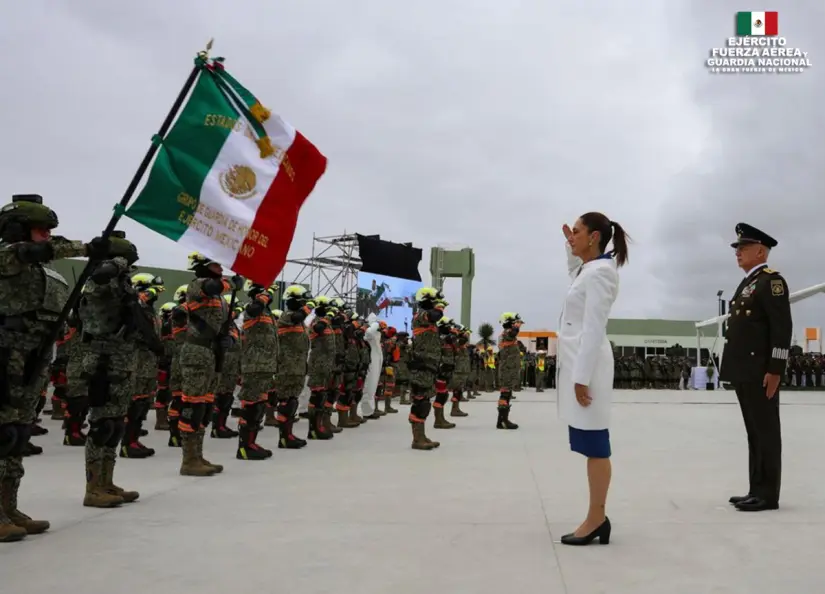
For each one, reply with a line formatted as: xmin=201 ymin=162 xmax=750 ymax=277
xmin=557 ymin=212 xmax=630 ymax=546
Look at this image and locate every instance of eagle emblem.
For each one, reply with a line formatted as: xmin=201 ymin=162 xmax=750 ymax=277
xmin=754 ymin=19 xmax=763 ymax=28
xmin=219 ymin=165 xmax=257 ymax=200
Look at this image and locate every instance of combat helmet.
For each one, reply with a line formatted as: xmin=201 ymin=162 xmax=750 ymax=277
xmin=0 ymin=194 xmax=59 ymax=243
xmin=415 ymin=287 xmax=442 ymax=308
xmin=159 ymin=302 xmax=176 ymax=316
xmin=131 ymin=273 xmax=165 ymax=293
xmin=173 ymin=284 xmax=188 ymax=304
xmin=499 ymin=312 xmax=523 ymax=326
xmin=187 ymin=251 xmax=221 ymax=278
xmin=283 ymin=284 xmax=312 ymax=310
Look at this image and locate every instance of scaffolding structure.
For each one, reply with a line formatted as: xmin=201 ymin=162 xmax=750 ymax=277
xmin=285 ymin=232 xmax=361 ymax=303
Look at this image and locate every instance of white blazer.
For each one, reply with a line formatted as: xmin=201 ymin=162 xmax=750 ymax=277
xmin=557 ymin=243 xmax=619 ymax=430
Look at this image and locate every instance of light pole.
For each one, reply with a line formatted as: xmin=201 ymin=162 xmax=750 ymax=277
xmin=717 ymin=290 xmax=725 ymax=316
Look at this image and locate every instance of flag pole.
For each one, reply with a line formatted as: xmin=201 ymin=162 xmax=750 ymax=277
xmin=27 ymin=39 xmax=214 ymax=386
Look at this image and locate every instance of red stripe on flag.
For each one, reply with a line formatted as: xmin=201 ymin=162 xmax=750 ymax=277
xmin=764 ymin=12 xmax=778 ymax=36
xmin=232 ymin=131 xmax=327 ymax=285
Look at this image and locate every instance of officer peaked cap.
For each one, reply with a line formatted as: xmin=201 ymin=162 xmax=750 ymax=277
xmin=730 ymin=222 xmax=778 ymax=249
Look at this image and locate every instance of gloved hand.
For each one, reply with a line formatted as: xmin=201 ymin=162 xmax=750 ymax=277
xmin=384 ymin=366 xmax=394 ymax=377
xmin=231 ymin=274 xmax=244 ymax=291
xmin=109 ymin=237 xmax=139 ymax=263
xmin=85 ymin=236 xmax=110 ymax=260
xmin=219 ymin=334 xmax=234 ymax=350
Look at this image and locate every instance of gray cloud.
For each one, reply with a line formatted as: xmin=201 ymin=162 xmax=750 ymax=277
xmin=2 ymin=1 xmax=818 ymax=339
xmin=653 ymin=0 xmax=824 ymax=340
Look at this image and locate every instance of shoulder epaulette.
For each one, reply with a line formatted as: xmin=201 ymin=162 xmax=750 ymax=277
xmin=762 ymin=268 xmax=778 ymax=274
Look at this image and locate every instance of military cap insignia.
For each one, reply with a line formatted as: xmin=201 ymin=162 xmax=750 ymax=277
xmin=770 ymin=279 xmax=784 ymax=296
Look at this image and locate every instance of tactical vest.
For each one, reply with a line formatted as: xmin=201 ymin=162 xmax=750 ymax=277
xmin=537 ymin=359 xmax=545 ymax=372
xmin=0 ymin=250 xmax=69 ymax=323
xmin=79 ymin=275 xmax=136 ymax=337
xmin=185 ymin=278 xmax=229 ymax=347
xmin=411 ymin=310 xmax=440 ymax=366
xmin=308 ymin=317 xmax=335 ymax=364
xmin=277 ymin=309 xmax=310 ymax=374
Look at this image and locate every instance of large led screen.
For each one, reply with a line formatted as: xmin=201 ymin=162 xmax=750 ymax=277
xmin=356 ymin=272 xmax=423 ymax=332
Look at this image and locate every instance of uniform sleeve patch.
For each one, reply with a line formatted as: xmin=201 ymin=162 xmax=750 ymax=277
xmin=770 ymin=279 xmax=785 ymax=296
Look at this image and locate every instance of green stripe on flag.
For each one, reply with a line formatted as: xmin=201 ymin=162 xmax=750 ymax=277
xmin=736 ymin=12 xmax=753 ymax=36
xmin=126 ymin=71 xmax=239 ymax=241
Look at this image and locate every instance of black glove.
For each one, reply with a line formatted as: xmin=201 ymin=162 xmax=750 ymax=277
xmin=85 ymin=236 xmax=110 ymax=260
xmin=219 ymin=334 xmax=234 ymax=350
xmin=231 ymin=274 xmax=244 ymax=291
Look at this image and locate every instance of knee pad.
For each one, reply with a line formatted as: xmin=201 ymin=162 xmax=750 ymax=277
xmin=0 ymin=424 xmax=18 ymax=458
xmin=267 ymin=391 xmax=279 ymax=407
xmin=105 ymin=418 xmax=126 ymax=448
xmin=182 ymin=402 xmax=207 ymax=429
xmin=217 ymin=393 xmax=234 ymax=410
xmin=434 ymin=392 xmax=449 ymax=406
xmin=155 ymin=388 xmax=172 ymax=406
xmin=53 ymin=385 xmax=67 ymax=399
xmin=88 ymin=419 xmax=116 ymax=447
xmin=308 ymin=390 xmax=324 ymax=407
xmin=169 ymin=396 xmax=183 ymax=415
xmin=139 ymin=398 xmax=153 ymax=421
xmin=65 ymin=397 xmax=89 ymax=420
xmin=286 ymin=397 xmax=299 ymax=418
xmin=410 ymin=399 xmax=431 ymax=420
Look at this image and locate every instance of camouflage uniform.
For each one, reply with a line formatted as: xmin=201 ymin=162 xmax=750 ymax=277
xmin=237 ymin=287 xmax=278 ymax=459
xmin=330 ymin=305 xmax=352 ymax=427
xmin=432 ymin=323 xmax=457 ymax=429
xmin=49 ymin=321 xmax=74 ymax=420
xmin=178 ymin=272 xmax=232 ymax=477
xmin=0 ymin=195 xmax=105 ymax=541
xmin=76 ymin=252 xmax=144 ymax=509
xmin=449 ymin=333 xmax=471 ymax=415
xmin=306 ymin=302 xmax=336 ymax=440
xmin=120 ymin=285 xmax=162 ymax=458
xmin=212 ymin=300 xmax=241 ymax=440
xmin=276 ymin=288 xmax=312 ymax=444
xmin=379 ymin=328 xmax=399 ymax=415
xmin=154 ymin=305 xmax=173 ymax=431
xmin=62 ymin=315 xmax=88 ymax=447
xmin=165 ymin=300 xmax=188 ymax=447
xmin=496 ymin=317 xmax=521 ymax=430
xmin=394 ymin=333 xmax=411 ymax=405
xmin=337 ymin=315 xmax=365 ymax=427
xmin=408 ymin=291 xmax=444 ymax=449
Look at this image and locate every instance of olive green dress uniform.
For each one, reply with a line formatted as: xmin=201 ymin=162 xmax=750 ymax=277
xmin=720 ymin=224 xmax=792 ymax=511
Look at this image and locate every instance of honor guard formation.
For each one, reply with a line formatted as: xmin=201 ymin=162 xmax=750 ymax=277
xmin=0 ymin=193 xmax=527 ymax=543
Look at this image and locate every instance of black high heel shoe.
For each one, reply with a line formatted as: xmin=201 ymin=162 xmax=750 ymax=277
xmin=560 ymin=517 xmax=611 ymax=546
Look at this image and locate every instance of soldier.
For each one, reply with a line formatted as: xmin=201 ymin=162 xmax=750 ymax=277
xmin=236 ymin=283 xmax=278 ymax=459
xmin=120 ymin=273 xmax=165 ymax=459
xmin=335 ymin=311 xmax=363 ymax=428
xmin=62 ymin=309 xmax=88 ymax=446
xmin=75 ymin=232 xmax=147 ymax=509
xmin=380 ymin=325 xmax=399 ymax=415
xmin=394 ymin=331 xmax=412 ymax=405
xmin=306 ymin=295 xmax=336 ymax=439
xmin=496 ymin=313 xmax=522 ymax=430
xmin=535 ymin=350 xmax=547 ymax=392
xmin=212 ymin=294 xmax=242 ymax=439
xmin=276 ymin=285 xmax=314 ymax=445
xmin=329 ymin=298 xmax=350 ymax=425
xmin=0 ymin=194 xmax=113 ymax=541
xmin=178 ymin=252 xmax=239 ymax=476
xmin=154 ymin=302 xmax=175 ymax=431
xmin=407 ymin=287 xmax=445 ymax=449
xmin=485 ymin=346 xmax=497 ymax=391
xmin=431 ymin=316 xmax=457 ymax=430
xmin=449 ymin=325 xmax=471 ymax=417
xmin=721 ymin=223 xmax=792 ymax=512
xmin=165 ymin=285 xmax=189 ymax=448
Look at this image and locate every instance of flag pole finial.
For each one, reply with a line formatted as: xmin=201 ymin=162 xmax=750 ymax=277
xmin=198 ymin=38 xmax=214 ymax=60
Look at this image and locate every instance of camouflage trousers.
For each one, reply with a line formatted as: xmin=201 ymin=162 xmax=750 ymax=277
xmin=278 ymin=374 xmax=306 ymax=401
xmin=307 ymin=360 xmax=334 ymax=390
xmin=410 ymin=368 xmax=435 ymax=398
xmin=450 ymin=372 xmax=469 ymax=392
xmin=216 ymin=352 xmax=241 ymax=395
xmin=484 ymin=368 xmax=496 ymax=391
xmin=498 ymin=365 xmax=520 ymax=392
xmin=239 ymin=372 xmax=273 ymax=404
xmin=179 ymin=343 xmax=217 ymax=403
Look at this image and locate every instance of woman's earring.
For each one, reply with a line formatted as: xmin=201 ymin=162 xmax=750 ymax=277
xmin=588 ymin=241 xmax=593 ymax=246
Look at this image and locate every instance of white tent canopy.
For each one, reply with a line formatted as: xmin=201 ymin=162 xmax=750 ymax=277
xmin=694 ymin=282 xmax=825 ymax=369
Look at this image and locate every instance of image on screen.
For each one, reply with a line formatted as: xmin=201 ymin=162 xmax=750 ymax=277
xmin=356 ymin=272 xmax=423 ymax=332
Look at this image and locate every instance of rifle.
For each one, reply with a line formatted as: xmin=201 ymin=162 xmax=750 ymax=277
xmin=214 ymin=287 xmax=239 ymax=374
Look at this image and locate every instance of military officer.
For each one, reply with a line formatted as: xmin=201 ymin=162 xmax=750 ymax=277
xmin=721 ymin=223 xmax=792 ymax=512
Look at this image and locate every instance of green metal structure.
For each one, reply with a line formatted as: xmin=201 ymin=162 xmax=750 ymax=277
xmin=429 ymin=246 xmax=474 ymax=328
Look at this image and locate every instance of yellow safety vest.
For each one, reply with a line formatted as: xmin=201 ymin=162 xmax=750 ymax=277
xmin=537 ymin=359 xmax=545 ymax=371
xmin=487 ymin=355 xmax=496 ymax=369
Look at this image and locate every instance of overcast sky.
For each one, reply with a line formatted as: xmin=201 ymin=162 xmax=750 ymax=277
xmin=1 ymin=1 xmax=821 ymax=342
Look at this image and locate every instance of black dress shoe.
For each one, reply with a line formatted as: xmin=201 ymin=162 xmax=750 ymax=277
xmin=735 ymin=497 xmax=778 ymax=512
xmin=729 ymin=494 xmax=752 ymax=505
xmin=561 ymin=517 xmax=611 ymax=546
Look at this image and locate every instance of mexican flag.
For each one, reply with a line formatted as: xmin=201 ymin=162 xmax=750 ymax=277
xmin=126 ymin=58 xmax=327 ymax=286
xmin=736 ymin=11 xmax=778 ymax=36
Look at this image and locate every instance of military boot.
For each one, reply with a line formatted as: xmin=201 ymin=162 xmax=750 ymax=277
xmin=1 ymin=478 xmax=49 ymax=535
xmin=496 ymin=405 xmax=519 ymax=430
xmin=50 ymin=398 xmax=64 ymax=420
xmin=196 ymin=428 xmax=224 ymax=472
xmin=30 ymin=420 xmax=48 ymax=436
xmin=410 ymin=422 xmax=435 ymax=450
xmin=84 ymin=459 xmax=124 ymax=508
xmin=21 ymin=442 xmax=42 ymax=456
xmin=154 ymin=407 xmax=170 ymax=431
xmin=398 ymin=389 xmax=411 ymax=405
xmin=383 ymin=397 xmax=398 ymax=414
xmin=179 ymin=433 xmax=216 ymax=476
xmin=324 ymin=407 xmax=343 ymax=434
xmin=307 ymin=408 xmax=333 ymax=440
xmin=433 ymin=406 xmax=456 ymax=429
xmin=337 ymin=409 xmax=360 ymax=429
xmin=63 ymin=419 xmax=87 ymax=447
xmin=278 ymin=417 xmax=307 ymax=449
xmin=210 ymin=408 xmax=238 ymax=439
xmin=101 ymin=453 xmax=139 ymax=503
xmin=449 ymin=400 xmax=468 ymax=418
xmin=237 ymin=426 xmax=272 ymax=460
xmin=0 ymin=488 xmax=27 ymax=542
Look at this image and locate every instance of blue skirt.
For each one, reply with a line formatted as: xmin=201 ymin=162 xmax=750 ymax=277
xmin=569 ymin=426 xmax=611 ymax=459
